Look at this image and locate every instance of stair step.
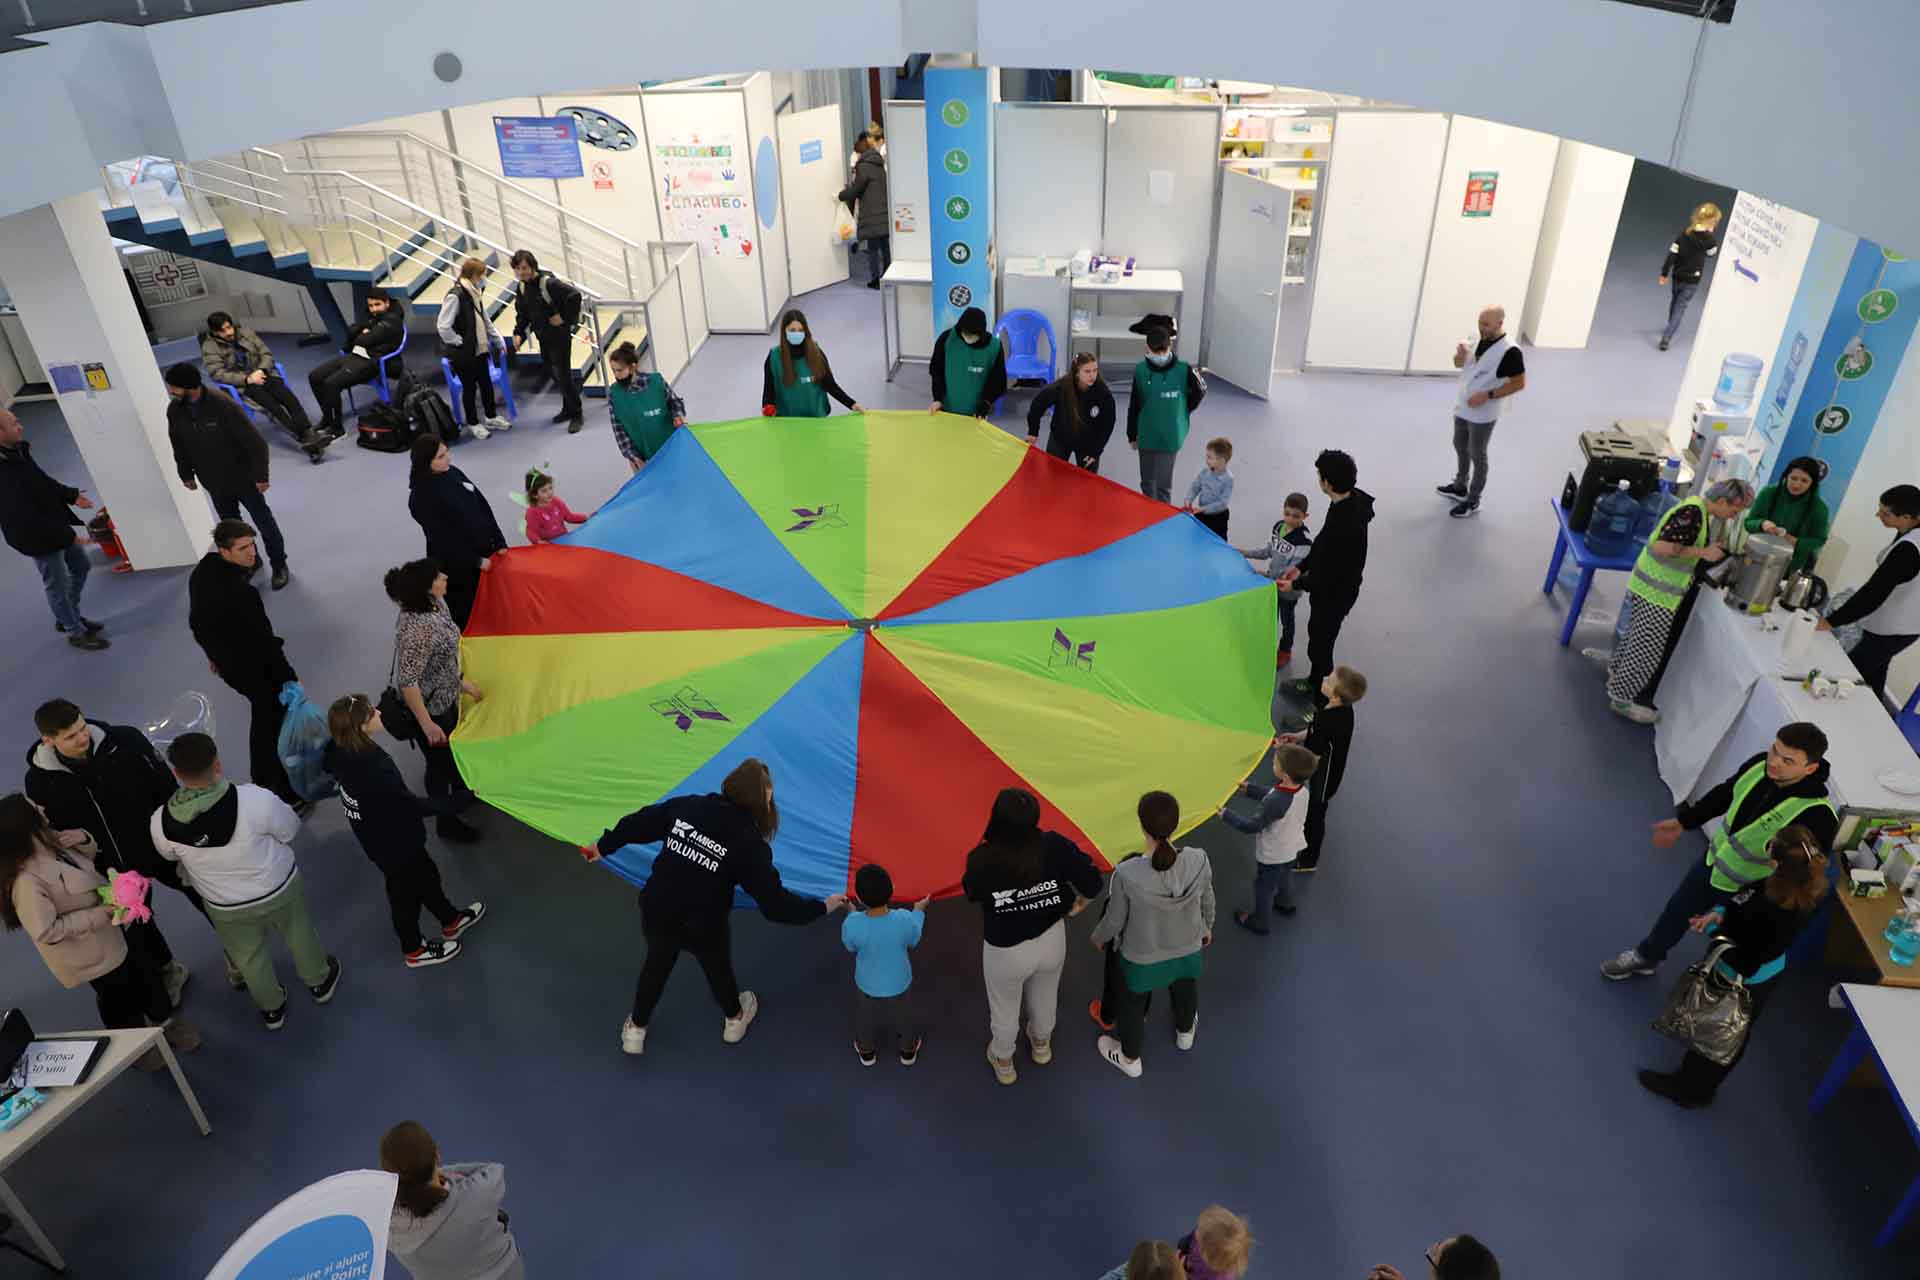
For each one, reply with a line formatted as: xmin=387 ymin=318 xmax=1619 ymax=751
xmin=208 ymin=199 xmax=268 ymax=257
xmin=256 ymin=213 xmax=311 ymax=268
xmin=581 ymin=323 xmax=650 ymax=391
xmin=307 ymin=223 xmax=404 ymax=280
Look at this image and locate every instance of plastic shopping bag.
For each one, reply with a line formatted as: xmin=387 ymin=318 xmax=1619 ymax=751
xmin=276 ymin=681 xmax=337 ymax=802
xmin=832 ymin=203 xmax=857 ymax=245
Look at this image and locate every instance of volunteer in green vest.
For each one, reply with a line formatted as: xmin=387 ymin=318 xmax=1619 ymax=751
xmin=1601 ymin=721 xmax=1835 ymax=980
xmin=1742 ymin=455 xmax=1830 ymax=575
xmin=761 ymin=309 xmax=862 ymax=419
xmin=1606 ymin=478 xmax=1753 ymax=724
xmin=1125 ymin=325 xmax=1206 ymax=503
xmin=929 ymin=306 xmax=1008 ymax=419
xmin=606 ymin=340 xmax=687 ymax=474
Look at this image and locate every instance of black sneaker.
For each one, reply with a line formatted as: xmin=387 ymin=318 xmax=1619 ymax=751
xmin=1293 ymin=857 xmax=1319 ymax=873
xmin=1436 ymin=480 xmax=1469 ymax=499
xmin=899 ymin=1037 xmax=922 ymax=1066
xmin=68 ymin=632 xmax=110 ymax=652
xmin=1657 ymin=337 xmax=1671 ymax=352
xmin=1449 ymin=499 xmax=1480 ymax=519
xmin=1637 ymin=1068 xmax=1707 ymax=1109
xmin=441 ymin=902 xmax=486 ymax=940
xmin=270 ymin=565 xmax=290 ymax=590
xmin=853 ymin=1039 xmax=878 ymax=1067
xmin=404 ymin=938 xmax=462 ymax=969
xmin=307 ymin=955 xmax=342 ymax=1004
xmin=550 ymin=409 xmax=576 ymax=424
xmin=262 ymin=1002 xmax=288 ymax=1031
xmin=566 ymin=418 xmax=583 ymax=435
xmin=53 ymin=618 xmax=104 ymax=634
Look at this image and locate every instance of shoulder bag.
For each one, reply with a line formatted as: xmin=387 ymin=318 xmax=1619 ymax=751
xmin=378 ymin=624 xmax=419 ymax=745
xmin=1651 ymin=938 xmax=1754 ymax=1066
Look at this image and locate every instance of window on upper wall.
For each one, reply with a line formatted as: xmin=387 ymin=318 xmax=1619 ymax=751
xmin=1608 ymin=0 xmax=1737 ymax=21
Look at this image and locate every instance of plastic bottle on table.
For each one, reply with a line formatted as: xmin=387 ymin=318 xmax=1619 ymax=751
xmin=1585 ymin=481 xmax=1639 ymax=558
xmin=1891 ymin=909 xmax=1920 ymax=967
xmin=1635 ymin=479 xmax=1681 ymax=545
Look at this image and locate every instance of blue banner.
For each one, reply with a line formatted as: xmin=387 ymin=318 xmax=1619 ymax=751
xmin=1772 ymin=239 xmax=1920 ymax=507
xmin=494 ymin=116 xmax=584 ymax=180
xmin=925 ymin=68 xmax=993 ymax=340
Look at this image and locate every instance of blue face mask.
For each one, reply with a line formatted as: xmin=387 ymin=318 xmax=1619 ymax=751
xmin=1147 ymin=351 xmax=1173 ymax=368
xmin=785 ymin=330 xmax=806 ymax=346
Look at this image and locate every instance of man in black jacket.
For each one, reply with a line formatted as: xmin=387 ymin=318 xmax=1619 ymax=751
xmin=1279 ymin=449 xmax=1376 ymax=703
xmin=188 ymin=519 xmax=301 ymax=806
xmin=0 ymin=406 xmax=107 ymax=650
xmin=24 ymin=698 xmax=197 ymax=1004
xmin=307 ymin=289 xmax=405 ymax=437
xmin=506 ymin=250 xmax=584 ymax=428
xmin=165 ymin=363 xmax=290 ymax=591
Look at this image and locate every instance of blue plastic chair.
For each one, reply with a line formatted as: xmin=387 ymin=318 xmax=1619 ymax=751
xmin=997 ymin=309 xmax=1058 ymax=384
xmin=346 ymin=326 xmax=408 ymax=413
xmin=217 ymin=361 xmax=291 ymax=421
xmin=1899 ymin=683 xmax=1920 ymax=757
xmin=439 ymin=335 xmax=518 ymax=428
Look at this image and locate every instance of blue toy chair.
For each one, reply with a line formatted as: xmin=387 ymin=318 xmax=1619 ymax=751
xmin=217 ymin=361 xmax=292 ymax=421
xmin=997 ymin=309 xmax=1058 ymax=384
xmin=346 ymin=325 xmax=409 ymax=413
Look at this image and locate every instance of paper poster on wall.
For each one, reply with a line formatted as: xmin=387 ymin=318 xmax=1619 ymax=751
xmin=206 ymin=1170 xmax=399 ymax=1280
xmin=655 ymin=131 xmax=753 ymax=259
xmin=494 ymin=117 xmax=584 ymax=180
xmin=129 ymin=252 xmax=208 ymax=307
xmin=1462 ymin=171 xmax=1497 ymax=217
xmin=892 ymin=203 xmax=917 ymax=235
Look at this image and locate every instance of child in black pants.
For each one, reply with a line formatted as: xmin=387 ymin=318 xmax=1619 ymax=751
xmin=1241 ymin=493 xmax=1313 ymax=667
xmin=1278 ymin=665 xmax=1365 ymax=872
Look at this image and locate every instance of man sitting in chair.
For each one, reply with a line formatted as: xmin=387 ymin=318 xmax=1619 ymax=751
xmin=307 ymin=289 xmax=405 ymax=438
xmin=201 ymin=311 xmax=334 ymax=460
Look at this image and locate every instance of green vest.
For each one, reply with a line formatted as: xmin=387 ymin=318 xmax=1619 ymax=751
xmin=1133 ymin=359 xmax=1191 ymax=453
xmin=609 ymin=375 xmax=674 ymax=461
xmin=941 ymin=332 xmax=1001 ymax=415
xmin=1703 ymin=757 xmax=1834 ymax=892
xmin=1628 ymin=495 xmax=1707 ymax=611
xmin=768 ymin=348 xmax=829 ymax=418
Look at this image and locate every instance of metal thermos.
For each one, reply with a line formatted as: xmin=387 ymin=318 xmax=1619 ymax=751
xmin=1726 ymin=533 xmax=1794 ymax=614
xmin=1780 ymin=570 xmax=1829 ymax=611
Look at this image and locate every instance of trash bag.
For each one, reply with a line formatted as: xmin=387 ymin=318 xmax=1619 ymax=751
xmin=142 ymin=691 xmax=216 ymax=753
xmin=276 ymin=682 xmax=336 ymax=802
xmin=1824 ymin=588 xmax=1864 ymax=653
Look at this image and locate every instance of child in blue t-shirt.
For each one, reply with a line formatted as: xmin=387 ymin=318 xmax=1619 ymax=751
xmin=840 ymin=862 xmax=928 ymax=1067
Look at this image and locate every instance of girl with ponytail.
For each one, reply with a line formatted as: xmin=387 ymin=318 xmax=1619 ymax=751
xmin=381 ymin=1120 xmax=524 ymax=1279
xmin=1088 ymin=791 xmax=1216 ymax=1079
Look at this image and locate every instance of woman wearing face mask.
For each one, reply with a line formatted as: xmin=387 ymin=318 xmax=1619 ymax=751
xmin=1026 ymin=352 xmax=1115 ymax=472
xmin=1742 ymin=455 xmax=1830 ymax=575
xmin=435 ymin=257 xmax=512 ymax=437
xmin=762 ymin=310 xmax=863 ymax=418
xmin=929 ymin=307 xmax=1008 ymax=419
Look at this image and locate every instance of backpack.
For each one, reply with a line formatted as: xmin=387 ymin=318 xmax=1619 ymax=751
xmin=354 ymin=400 xmax=414 ymax=452
xmin=404 ymin=387 xmax=459 ymax=445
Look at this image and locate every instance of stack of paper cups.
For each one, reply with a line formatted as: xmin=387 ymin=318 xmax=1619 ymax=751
xmin=1783 ymin=608 xmax=1818 ymax=663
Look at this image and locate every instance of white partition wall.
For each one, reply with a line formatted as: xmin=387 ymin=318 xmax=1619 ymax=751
xmin=882 ymin=99 xmax=932 ymax=361
xmin=536 ymin=92 xmax=663 ymax=251
xmin=995 ymin=105 xmax=1103 ymax=263
xmin=1305 ymin=112 xmax=1448 ymax=371
xmin=1101 ymin=106 xmax=1220 ymax=356
xmin=743 ymin=72 xmax=791 ymax=323
xmin=1522 ymin=140 xmax=1634 ymax=348
xmin=1407 ymin=115 xmax=1559 ymax=372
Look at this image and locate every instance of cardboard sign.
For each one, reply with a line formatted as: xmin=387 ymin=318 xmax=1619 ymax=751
xmin=1463 ymin=171 xmax=1498 ymax=217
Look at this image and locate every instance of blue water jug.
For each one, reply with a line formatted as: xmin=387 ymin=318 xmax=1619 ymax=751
xmin=1635 ymin=485 xmax=1681 ymax=544
xmin=1585 ymin=481 xmax=1639 ymax=558
xmin=1892 ymin=917 xmax=1920 ymax=968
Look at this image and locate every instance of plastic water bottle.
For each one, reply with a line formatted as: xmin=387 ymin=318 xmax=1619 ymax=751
xmin=1714 ymin=352 xmax=1764 ymax=410
xmin=1885 ymin=910 xmax=1910 ymax=946
xmin=1892 ymin=910 xmax=1920 ymax=967
xmin=1635 ymin=482 xmax=1681 ymax=545
xmin=1585 ymin=481 xmax=1639 ymax=558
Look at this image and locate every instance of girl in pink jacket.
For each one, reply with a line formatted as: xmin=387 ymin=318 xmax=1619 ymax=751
xmin=522 ymin=466 xmax=589 ymax=544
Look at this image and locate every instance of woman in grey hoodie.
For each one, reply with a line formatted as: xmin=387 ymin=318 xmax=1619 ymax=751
xmin=1088 ymin=792 xmax=1215 ymax=1079
xmin=380 ymin=1121 xmax=524 ymax=1280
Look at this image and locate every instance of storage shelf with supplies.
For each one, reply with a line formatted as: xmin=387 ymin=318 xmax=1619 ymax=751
xmin=1067 ymin=268 xmax=1185 ymax=368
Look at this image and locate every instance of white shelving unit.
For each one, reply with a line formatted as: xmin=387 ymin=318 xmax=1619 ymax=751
xmin=1067 ymin=268 xmax=1185 ymax=368
xmin=1220 ymin=105 xmax=1333 ymax=289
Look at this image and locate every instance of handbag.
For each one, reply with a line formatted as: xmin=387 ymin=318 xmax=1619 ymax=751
xmin=1651 ymin=939 xmax=1754 ymax=1066
xmin=378 ymin=632 xmax=418 ymax=745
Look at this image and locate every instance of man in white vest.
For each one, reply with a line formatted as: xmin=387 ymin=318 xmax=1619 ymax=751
xmin=1818 ymin=483 xmax=1920 ymax=703
xmin=1437 ymin=305 xmax=1527 ymax=518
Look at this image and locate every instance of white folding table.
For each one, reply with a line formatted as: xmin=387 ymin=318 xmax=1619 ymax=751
xmin=0 ymin=1027 xmax=210 ymax=1270
xmin=879 ymin=259 xmax=933 ymax=382
xmin=1812 ymin=984 xmax=1920 ymax=1247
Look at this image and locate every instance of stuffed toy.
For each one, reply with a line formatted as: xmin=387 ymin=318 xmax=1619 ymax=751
xmin=95 ymin=868 xmax=153 ymax=925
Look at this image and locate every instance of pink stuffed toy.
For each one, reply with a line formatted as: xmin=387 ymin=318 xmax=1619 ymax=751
xmin=95 ymin=868 xmax=152 ymax=925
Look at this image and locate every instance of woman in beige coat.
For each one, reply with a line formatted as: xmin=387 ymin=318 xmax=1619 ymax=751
xmin=0 ymin=794 xmax=198 ymax=1066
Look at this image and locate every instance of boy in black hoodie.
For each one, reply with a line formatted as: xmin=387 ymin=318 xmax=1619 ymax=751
xmin=1277 ymin=665 xmax=1365 ymax=872
xmin=1278 ymin=450 xmax=1375 ymax=703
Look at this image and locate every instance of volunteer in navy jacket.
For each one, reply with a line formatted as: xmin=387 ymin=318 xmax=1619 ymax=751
xmin=406 ymin=435 xmax=507 ymax=630
xmin=583 ymin=757 xmax=846 ymax=1056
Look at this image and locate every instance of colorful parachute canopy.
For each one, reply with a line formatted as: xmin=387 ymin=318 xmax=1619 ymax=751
xmin=454 ymin=412 xmax=1276 ymax=902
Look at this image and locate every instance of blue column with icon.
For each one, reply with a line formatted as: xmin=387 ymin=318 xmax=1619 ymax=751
xmin=925 ymin=68 xmax=993 ymax=341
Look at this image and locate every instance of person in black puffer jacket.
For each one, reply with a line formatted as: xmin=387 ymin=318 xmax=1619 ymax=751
xmin=405 ymin=434 xmax=507 ymax=630
xmin=324 ymin=695 xmax=482 ymax=969
xmin=0 ymin=407 xmax=107 ymax=649
xmin=838 ymin=137 xmax=891 ymax=288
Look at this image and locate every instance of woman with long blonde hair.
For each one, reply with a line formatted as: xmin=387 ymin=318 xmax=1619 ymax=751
xmin=1657 ymin=200 xmax=1722 ymax=351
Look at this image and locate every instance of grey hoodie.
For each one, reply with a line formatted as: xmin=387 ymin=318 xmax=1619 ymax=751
xmin=387 ymin=1162 xmax=524 ymax=1280
xmin=1089 ymin=846 xmax=1216 ymax=966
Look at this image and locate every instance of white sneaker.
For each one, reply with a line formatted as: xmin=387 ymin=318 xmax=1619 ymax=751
xmin=1609 ymin=699 xmax=1659 ymax=725
xmin=1580 ymin=646 xmax=1613 ymax=666
xmin=1175 ymin=1014 xmax=1198 ymax=1052
xmin=722 ymin=990 xmax=759 ymax=1043
xmin=621 ymin=1018 xmax=647 ymax=1055
xmin=469 ymin=423 xmax=490 ymax=440
xmin=1097 ymin=1034 xmax=1143 ymax=1078
xmin=482 ymin=415 xmax=513 ymax=430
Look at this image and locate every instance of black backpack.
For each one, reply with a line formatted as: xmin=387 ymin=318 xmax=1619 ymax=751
xmin=404 ymin=388 xmax=459 ymax=445
xmin=354 ymin=400 xmax=414 ymax=452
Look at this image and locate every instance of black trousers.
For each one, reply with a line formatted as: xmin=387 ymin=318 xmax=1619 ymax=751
xmin=380 ymin=847 xmax=460 ymax=951
xmin=231 ymin=677 xmax=299 ymax=805
xmin=418 ymin=704 xmax=468 ymax=810
xmin=1669 ymin=976 xmax=1777 ymax=1100
xmin=90 ymin=952 xmax=173 ymax=1029
xmin=308 ymin=353 xmax=377 ymax=424
xmin=1851 ymin=630 xmax=1919 ymax=704
xmin=1306 ymin=591 xmax=1355 ymax=693
xmin=631 ymin=906 xmax=741 ymax=1024
xmin=233 ymin=376 xmax=313 ymax=439
xmin=535 ymin=328 xmax=582 ymax=418
xmin=1115 ymin=977 xmax=1198 ymax=1060
xmin=450 ymin=351 xmax=498 ymax=423
xmin=1196 ymin=510 xmax=1230 ymax=539
xmin=444 ymin=563 xmax=482 ymax=632
xmin=1300 ymin=771 xmax=1331 ymax=865
xmin=1044 ymin=434 xmax=1101 ymax=474
xmin=864 ymin=236 xmax=892 ymax=286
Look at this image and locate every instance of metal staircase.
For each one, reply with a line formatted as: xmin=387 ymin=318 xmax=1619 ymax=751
xmin=100 ymin=131 xmax=707 ymax=396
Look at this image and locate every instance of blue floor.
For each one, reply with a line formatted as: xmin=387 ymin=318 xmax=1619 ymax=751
xmin=2 ymin=162 xmax=1912 ymax=1278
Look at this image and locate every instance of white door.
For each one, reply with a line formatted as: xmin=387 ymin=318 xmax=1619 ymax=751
xmin=776 ymin=105 xmax=850 ymax=297
xmin=1207 ymin=169 xmax=1289 ymax=398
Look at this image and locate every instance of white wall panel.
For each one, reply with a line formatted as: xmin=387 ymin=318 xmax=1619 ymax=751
xmin=744 ymin=72 xmax=791 ymax=325
xmin=1522 ymin=139 xmax=1633 ymax=348
xmin=994 ymin=105 xmax=1102 ymax=264
xmin=641 ymin=90 xmax=764 ymax=332
xmin=1100 ymin=107 xmax=1218 ymax=356
xmin=536 ymin=93 xmax=663 ymax=265
xmin=882 ymin=101 xmax=929 ymax=266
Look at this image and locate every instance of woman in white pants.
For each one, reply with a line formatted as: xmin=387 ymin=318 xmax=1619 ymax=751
xmin=962 ymin=788 xmax=1105 ymax=1085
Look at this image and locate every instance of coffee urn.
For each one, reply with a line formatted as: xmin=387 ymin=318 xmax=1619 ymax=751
xmin=1726 ymin=532 xmax=1795 ymax=614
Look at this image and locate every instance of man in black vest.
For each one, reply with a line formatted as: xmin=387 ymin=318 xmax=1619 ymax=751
xmin=506 ymin=250 xmax=584 ymax=430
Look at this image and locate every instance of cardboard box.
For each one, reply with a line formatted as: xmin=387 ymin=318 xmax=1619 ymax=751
xmin=1851 ymin=869 xmax=1888 ymax=898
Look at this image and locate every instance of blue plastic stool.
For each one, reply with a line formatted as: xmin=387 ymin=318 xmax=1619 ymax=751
xmin=439 ymin=335 xmax=518 ymax=428
xmin=217 ymin=361 xmax=292 ymax=422
xmin=345 ymin=326 xmax=409 ymax=414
